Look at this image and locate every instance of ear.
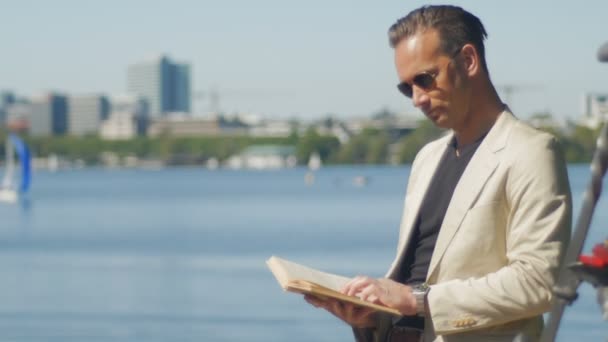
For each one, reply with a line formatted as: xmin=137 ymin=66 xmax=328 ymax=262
xmin=460 ymin=43 xmax=480 ymax=77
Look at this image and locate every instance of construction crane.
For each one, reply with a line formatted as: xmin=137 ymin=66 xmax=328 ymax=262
xmin=192 ymin=86 xmax=288 ymax=115
xmin=193 ymin=86 xmax=221 ymax=114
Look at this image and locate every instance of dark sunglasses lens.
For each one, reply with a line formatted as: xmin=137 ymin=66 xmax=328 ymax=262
xmin=413 ymin=73 xmax=435 ymax=89
xmin=397 ymin=83 xmax=413 ymax=98
xmin=398 ymin=73 xmax=435 ymax=98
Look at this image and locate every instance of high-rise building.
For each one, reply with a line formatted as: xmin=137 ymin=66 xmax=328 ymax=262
xmin=99 ymin=95 xmax=149 ymax=140
xmin=581 ymin=93 xmax=608 ymax=128
xmin=68 ymin=94 xmax=110 ymax=136
xmin=29 ymin=93 xmax=68 ymax=136
xmin=5 ymin=102 xmax=31 ymax=133
xmin=127 ymin=55 xmax=191 ymax=118
xmin=170 ymin=63 xmax=191 ymax=114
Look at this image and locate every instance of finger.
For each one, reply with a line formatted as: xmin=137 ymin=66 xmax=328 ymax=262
xmin=357 ymin=284 xmax=375 ymax=301
xmin=338 ymin=301 xmax=367 ymax=321
xmin=358 ymin=284 xmax=382 ymax=303
xmin=365 ymin=294 xmax=379 ymax=303
xmin=341 ymin=275 xmax=366 ymax=293
xmin=344 ymin=276 xmax=375 ymax=296
xmin=345 ymin=304 xmax=376 ymax=325
xmin=304 ymin=296 xmax=321 ymax=308
xmin=331 ymin=301 xmax=376 ymax=327
xmin=352 ymin=305 xmax=377 ymax=319
xmin=326 ymin=299 xmax=346 ymax=316
xmin=304 ymin=295 xmax=327 ymax=309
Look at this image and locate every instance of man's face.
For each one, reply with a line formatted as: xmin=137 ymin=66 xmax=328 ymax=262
xmin=394 ymin=29 xmax=470 ymax=130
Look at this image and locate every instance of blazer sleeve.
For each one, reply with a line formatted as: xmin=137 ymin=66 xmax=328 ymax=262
xmin=426 ymin=136 xmax=572 ymax=335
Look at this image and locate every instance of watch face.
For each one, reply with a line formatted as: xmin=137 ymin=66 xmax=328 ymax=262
xmin=413 ymin=283 xmax=429 ymax=294
xmin=414 ymin=289 xmax=426 ymax=296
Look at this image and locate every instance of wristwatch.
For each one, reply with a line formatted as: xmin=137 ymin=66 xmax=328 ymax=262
xmin=411 ymin=283 xmax=430 ymax=316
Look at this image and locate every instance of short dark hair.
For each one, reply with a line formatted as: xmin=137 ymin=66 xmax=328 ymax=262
xmin=388 ymin=5 xmax=488 ymax=71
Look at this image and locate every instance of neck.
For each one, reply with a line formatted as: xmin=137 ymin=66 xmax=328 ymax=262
xmin=453 ymin=80 xmax=503 ymax=146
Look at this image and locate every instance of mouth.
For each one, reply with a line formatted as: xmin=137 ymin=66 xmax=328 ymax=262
xmin=425 ymin=109 xmax=439 ymax=121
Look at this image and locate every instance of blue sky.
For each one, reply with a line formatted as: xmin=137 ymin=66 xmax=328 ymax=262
xmin=1 ymin=0 xmax=607 ymax=121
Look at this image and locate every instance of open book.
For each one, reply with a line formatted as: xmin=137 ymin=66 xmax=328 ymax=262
xmin=266 ymin=255 xmax=401 ymax=315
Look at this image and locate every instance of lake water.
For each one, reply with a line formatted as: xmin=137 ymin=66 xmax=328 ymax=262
xmin=0 ymin=165 xmax=605 ymax=341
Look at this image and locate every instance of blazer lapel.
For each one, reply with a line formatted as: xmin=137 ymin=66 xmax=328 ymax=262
xmin=388 ymin=135 xmax=451 ymax=278
xmin=426 ymin=110 xmax=514 ymax=281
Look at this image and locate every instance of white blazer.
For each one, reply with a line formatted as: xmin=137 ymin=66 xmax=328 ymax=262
xmin=358 ymin=110 xmax=572 ymax=342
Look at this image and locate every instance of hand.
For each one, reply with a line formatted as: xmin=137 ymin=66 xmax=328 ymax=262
xmin=304 ymin=294 xmax=377 ymax=328
xmin=342 ymin=276 xmax=417 ymax=316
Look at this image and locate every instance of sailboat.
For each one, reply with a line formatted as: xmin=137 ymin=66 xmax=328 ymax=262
xmin=307 ymin=152 xmax=322 ymax=171
xmin=305 ymin=152 xmax=322 ymax=186
xmin=0 ymin=133 xmax=31 ymax=203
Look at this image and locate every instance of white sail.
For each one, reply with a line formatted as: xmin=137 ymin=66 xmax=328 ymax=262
xmin=307 ymin=152 xmax=322 ymax=171
xmin=0 ymin=134 xmax=30 ymax=204
xmin=0 ymin=137 xmax=17 ymax=203
xmin=1 ymin=136 xmax=14 ymax=189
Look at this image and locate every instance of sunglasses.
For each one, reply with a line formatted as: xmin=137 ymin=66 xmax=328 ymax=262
xmin=397 ymin=71 xmax=437 ymax=98
xmin=396 ymin=47 xmax=463 ymax=98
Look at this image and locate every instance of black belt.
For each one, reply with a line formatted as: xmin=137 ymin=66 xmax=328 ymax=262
xmin=388 ymin=316 xmax=424 ymax=342
xmin=387 ymin=326 xmax=423 ymax=342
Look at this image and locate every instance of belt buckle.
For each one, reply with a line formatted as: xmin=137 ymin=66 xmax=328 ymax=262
xmin=387 ymin=325 xmax=423 ymax=342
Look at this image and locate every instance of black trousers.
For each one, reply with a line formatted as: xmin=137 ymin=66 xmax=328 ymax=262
xmin=388 ymin=315 xmax=424 ymax=342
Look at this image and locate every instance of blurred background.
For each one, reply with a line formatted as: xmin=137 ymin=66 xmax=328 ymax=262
xmin=0 ymin=0 xmax=607 ymax=341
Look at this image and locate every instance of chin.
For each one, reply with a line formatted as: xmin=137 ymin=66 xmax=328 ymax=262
xmin=432 ymin=116 xmax=451 ymax=129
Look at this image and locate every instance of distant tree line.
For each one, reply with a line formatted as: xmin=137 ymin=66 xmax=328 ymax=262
xmin=533 ymin=122 xmax=601 ymax=163
xmin=293 ymin=118 xmax=603 ymax=165
xmin=0 ymin=116 xmax=602 ymax=166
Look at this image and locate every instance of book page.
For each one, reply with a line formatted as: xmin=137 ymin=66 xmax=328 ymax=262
xmin=267 ymin=256 xmax=351 ymax=292
xmin=267 ymin=255 xmax=402 ymax=316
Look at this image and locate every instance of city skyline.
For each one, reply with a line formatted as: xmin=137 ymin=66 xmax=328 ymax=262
xmin=1 ymin=0 xmax=607 ymax=121
xmin=127 ymin=55 xmax=191 ymax=117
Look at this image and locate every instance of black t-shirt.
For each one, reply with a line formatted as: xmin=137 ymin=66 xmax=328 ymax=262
xmin=396 ymin=134 xmax=485 ymax=329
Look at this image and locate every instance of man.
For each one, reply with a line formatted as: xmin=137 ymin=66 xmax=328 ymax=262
xmin=305 ymin=5 xmax=572 ymax=342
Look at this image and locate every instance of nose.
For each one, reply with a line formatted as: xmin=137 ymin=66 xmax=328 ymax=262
xmin=411 ymin=86 xmax=430 ymax=109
